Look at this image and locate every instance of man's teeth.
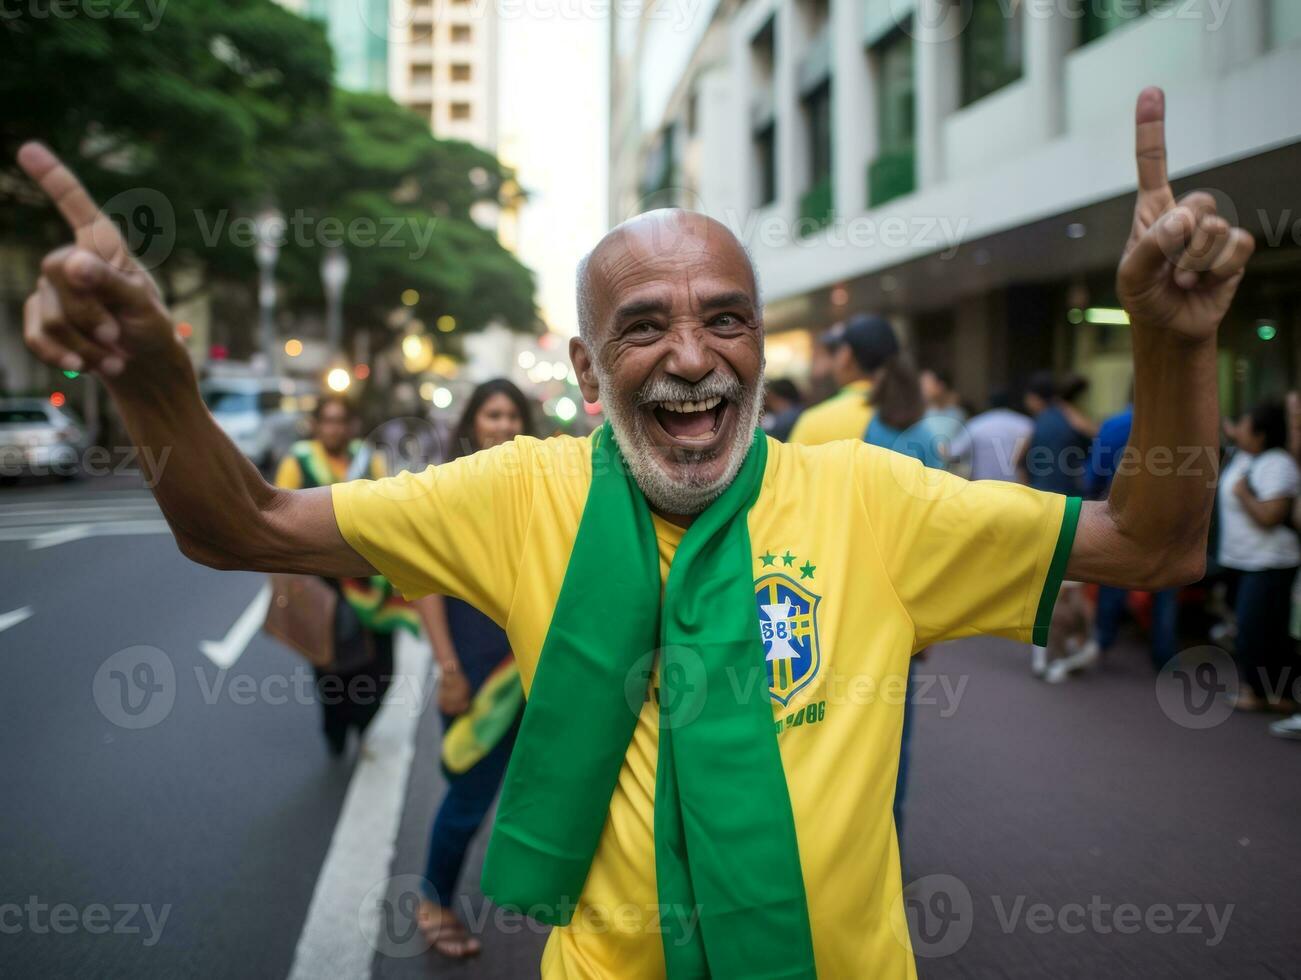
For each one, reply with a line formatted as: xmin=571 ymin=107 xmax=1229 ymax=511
xmin=657 ymin=396 xmax=722 ymax=414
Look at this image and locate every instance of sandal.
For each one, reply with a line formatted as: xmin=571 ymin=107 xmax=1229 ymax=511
xmin=417 ymin=900 xmax=482 ymax=959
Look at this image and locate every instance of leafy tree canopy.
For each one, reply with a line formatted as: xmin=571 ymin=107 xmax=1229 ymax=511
xmin=1 ymin=0 xmax=536 ymax=344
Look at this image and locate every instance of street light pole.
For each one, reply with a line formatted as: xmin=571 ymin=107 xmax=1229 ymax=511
xmin=254 ymin=208 xmax=286 ymax=377
xmin=320 ymin=246 xmax=350 ymax=357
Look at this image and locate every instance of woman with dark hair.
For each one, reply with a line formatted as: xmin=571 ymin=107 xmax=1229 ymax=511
xmin=1219 ymin=399 xmax=1301 ymax=712
xmin=447 ymin=377 xmax=535 ymax=461
xmin=853 ymin=318 xmax=946 ymax=469
xmin=417 ymin=378 xmax=534 ymax=957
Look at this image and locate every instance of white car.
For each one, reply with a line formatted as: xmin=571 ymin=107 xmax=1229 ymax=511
xmin=200 ymin=377 xmax=318 ymax=471
xmin=0 ymin=397 xmax=89 ymax=480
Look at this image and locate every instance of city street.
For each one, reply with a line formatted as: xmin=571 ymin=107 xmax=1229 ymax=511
xmin=2 ymin=475 xmax=1298 ymax=979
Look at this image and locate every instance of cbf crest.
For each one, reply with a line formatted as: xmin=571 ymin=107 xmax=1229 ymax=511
xmin=754 ymin=570 xmax=822 ymax=706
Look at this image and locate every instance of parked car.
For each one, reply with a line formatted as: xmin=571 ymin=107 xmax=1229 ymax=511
xmin=0 ymin=397 xmax=90 ymax=481
xmin=200 ymin=377 xmax=318 ymax=472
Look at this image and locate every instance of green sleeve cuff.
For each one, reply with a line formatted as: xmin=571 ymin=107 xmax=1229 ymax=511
xmin=1032 ymin=496 xmax=1083 ymax=647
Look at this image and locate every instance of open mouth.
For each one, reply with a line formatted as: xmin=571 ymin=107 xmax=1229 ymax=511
xmin=647 ymin=395 xmax=730 ymax=448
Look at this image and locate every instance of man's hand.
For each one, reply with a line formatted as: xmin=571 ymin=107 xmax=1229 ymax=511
xmin=17 ymin=142 xmax=179 ymax=379
xmin=438 ymin=669 xmax=472 ymax=716
xmin=1067 ymin=89 xmax=1251 ymax=590
xmin=1116 ymin=88 xmax=1255 ymax=340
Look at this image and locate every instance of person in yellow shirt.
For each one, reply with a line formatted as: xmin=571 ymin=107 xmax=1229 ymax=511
xmin=787 ymin=314 xmax=883 ymax=445
xmin=17 ymin=88 xmax=1257 ymax=978
xmin=271 ymin=394 xmax=419 ymax=756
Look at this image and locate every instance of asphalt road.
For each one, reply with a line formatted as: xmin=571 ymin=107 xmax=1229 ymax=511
xmin=3 ymin=473 xmax=1299 ymax=979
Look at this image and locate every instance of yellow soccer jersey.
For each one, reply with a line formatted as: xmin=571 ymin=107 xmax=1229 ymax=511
xmin=787 ymin=379 xmax=873 ymax=445
xmin=331 ymin=434 xmax=1077 ymax=978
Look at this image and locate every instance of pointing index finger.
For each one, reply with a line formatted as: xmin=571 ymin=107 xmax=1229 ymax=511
xmin=1135 ymin=86 xmax=1169 ymax=198
xmin=16 ymin=142 xmax=105 ymax=233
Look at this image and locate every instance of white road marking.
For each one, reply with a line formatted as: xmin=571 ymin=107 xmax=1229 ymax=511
xmin=27 ymin=524 xmax=93 ymax=550
xmin=199 ymin=583 xmax=272 ymax=669
xmin=0 ymin=493 xmax=165 ymax=547
xmin=0 ymin=607 xmax=34 ymax=634
xmin=0 ymin=504 xmax=160 ymax=524
xmin=288 ymin=632 xmax=431 ymax=980
xmin=15 ymin=520 xmax=171 ymax=549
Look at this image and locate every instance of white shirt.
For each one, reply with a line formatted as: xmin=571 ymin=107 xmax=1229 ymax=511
xmin=1218 ymin=448 xmax=1301 ymax=571
xmin=949 ymin=408 xmax=1034 ymax=483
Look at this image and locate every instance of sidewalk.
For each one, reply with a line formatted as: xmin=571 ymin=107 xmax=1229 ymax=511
xmin=371 ymin=631 xmax=1301 ymax=978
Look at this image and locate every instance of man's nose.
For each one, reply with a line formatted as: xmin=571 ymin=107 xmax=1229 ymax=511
xmin=663 ymin=324 xmax=714 ymax=384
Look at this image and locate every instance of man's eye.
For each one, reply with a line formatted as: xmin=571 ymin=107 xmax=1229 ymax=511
xmin=628 ymin=321 xmax=658 ymax=334
xmin=711 ymin=313 xmax=743 ymax=328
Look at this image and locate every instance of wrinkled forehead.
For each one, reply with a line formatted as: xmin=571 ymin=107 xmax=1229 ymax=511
xmin=588 ymin=216 xmax=757 ymax=320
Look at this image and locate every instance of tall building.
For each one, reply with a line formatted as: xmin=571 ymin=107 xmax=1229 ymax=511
xmin=609 ymin=0 xmax=1301 ymax=416
xmin=388 ymin=0 xmax=499 ymax=150
xmin=296 ymin=0 xmax=393 ymax=94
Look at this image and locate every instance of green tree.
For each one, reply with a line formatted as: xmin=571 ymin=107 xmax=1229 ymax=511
xmin=272 ymin=91 xmax=537 ymax=338
xmin=0 ymin=0 xmax=335 ymax=300
xmin=1 ymin=0 xmax=537 ymax=347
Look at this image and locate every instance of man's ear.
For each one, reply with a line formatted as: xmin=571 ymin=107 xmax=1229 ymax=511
xmin=570 ymin=337 xmax=601 ymax=404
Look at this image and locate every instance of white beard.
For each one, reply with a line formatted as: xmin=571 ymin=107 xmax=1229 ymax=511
xmin=595 ymin=362 xmax=765 ymax=516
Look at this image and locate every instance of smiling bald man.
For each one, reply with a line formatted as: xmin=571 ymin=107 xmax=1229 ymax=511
xmin=18 ymin=88 xmax=1254 ymax=978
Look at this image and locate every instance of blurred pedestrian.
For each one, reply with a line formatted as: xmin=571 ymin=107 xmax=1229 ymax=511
xmin=1058 ymin=373 xmax=1101 ymax=441
xmin=859 ymin=322 xmax=942 ymax=848
xmin=1082 ymin=393 xmax=1178 ymax=676
xmin=1021 ymin=371 xmax=1093 ymax=495
xmin=272 ymin=396 xmax=433 ymax=755
xmin=417 ymin=379 xmax=533 ymax=957
xmin=948 ymin=390 xmax=1033 ymax=483
xmin=920 ymin=368 xmax=967 ymax=423
xmin=1273 ymin=394 xmax=1301 ymax=740
xmin=1219 ymin=400 xmax=1301 ymax=713
xmin=762 ymin=378 xmax=805 ymax=442
xmin=789 ymin=315 xmax=884 ymax=445
xmin=1021 ymin=372 xmax=1096 ymax=677
xmin=805 ymin=325 xmax=841 ymax=405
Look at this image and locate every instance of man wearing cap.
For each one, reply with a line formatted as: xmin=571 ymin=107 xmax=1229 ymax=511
xmin=17 ymin=89 xmax=1255 ymax=977
xmin=787 ymin=314 xmax=888 ymax=445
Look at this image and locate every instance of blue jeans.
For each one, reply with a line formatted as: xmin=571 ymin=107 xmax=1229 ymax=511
xmin=422 ymin=711 xmax=520 ymax=906
xmin=1095 ymin=587 xmax=1177 ymax=671
xmin=893 ymin=660 xmax=915 ymax=847
xmin=1233 ymin=567 xmax=1300 ymax=704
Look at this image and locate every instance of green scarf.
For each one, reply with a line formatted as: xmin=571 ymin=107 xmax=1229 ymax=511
xmin=481 ymin=423 xmax=815 ymax=978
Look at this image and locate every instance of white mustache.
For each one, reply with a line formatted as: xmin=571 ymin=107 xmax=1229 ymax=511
xmin=636 ymin=374 xmax=744 ymax=407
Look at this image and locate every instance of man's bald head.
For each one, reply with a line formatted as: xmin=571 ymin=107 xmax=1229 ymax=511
xmin=567 ymin=208 xmax=766 ymax=520
xmin=575 ymin=209 xmax=761 ymax=348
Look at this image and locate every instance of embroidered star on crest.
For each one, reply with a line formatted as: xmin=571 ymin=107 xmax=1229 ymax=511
xmin=799 ymin=560 xmax=816 ymax=580
xmin=759 ymin=551 xmax=777 ymax=567
xmin=782 ymin=551 xmax=796 ymax=567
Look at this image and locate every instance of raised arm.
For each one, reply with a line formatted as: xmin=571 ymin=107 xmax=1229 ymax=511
xmin=1066 ymin=89 xmax=1255 ymax=589
xmin=17 ymin=143 xmax=375 ymax=578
